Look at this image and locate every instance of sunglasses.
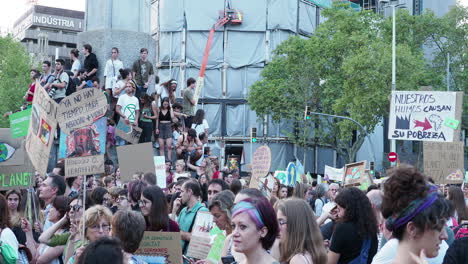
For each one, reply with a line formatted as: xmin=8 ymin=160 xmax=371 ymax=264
xmin=70 ymin=204 xmax=82 ymax=212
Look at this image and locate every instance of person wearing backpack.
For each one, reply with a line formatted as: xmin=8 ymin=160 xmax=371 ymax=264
xmin=49 ymin=59 xmax=69 ymax=103
xmin=0 ymin=194 xmax=19 ymax=264
xmin=312 ymin=183 xmax=328 ymax=216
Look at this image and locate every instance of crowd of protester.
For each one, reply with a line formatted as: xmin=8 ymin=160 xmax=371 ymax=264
xmin=2 ymin=44 xmax=468 ymax=264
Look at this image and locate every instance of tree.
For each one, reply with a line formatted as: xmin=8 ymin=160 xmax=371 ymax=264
xmin=0 ymin=35 xmax=33 ymax=128
xmin=248 ymin=3 xmax=431 ymax=163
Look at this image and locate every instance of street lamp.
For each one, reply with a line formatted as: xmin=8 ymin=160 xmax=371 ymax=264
xmin=380 ymin=0 xmax=406 ymax=166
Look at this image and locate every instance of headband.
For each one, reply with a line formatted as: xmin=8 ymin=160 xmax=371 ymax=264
xmin=386 ymin=185 xmax=438 ymax=231
xmin=232 ymin=201 xmax=264 ymax=229
xmin=170 ymin=80 xmax=178 ymax=84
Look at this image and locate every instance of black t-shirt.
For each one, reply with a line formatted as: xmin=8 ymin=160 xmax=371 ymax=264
xmin=84 ymin=53 xmax=99 ymax=80
xmin=443 ymin=237 xmax=468 ymax=264
xmin=329 ymin=222 xmax=378 ymax=264
xmin=320 ymin=220 xmax=336 ymax=240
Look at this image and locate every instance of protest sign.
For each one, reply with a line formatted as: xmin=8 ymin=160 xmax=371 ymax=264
xmin=9 ymin=108 xmax=32 ymax=139
xmin=287 ymin=162 xmax=297 ymax=186
xmin=65 ymin=155 xmax=104 ymax=177
xmin=56 ymin=88 xmax=108 ymax=134
xmin=187 ymin=211 xmax=215 ymax=260
xmin=388 ymin=91 xmax=458 ymax=142
xmin=134 ymin=232 xmax=182 ymax=264
xmin=58 ymin=117 xmax=107 ymax=159
xmin=275 ymin=171 xmax=288 ymax=185
xmin=0 ymin=128 xmax=26 ymax=166
xmin=259 ymin=173 xmax=275 ymax=199
xmin=227 ymin=156 xmax=239 ymax=171
xmin=25 ymin=83 xmax=58 ymax=176
xmin=153 ymin=156 xmax=166 ymax=188
xmin=342 ymin=161 xmax=367 ymax=186
xmin=206 ymin=232 xmax=226 ymax=264
xmin=117 ymin=143 xmax=155 ymax=182
xmin=324 ymin=165 xmax=344 ymax=182
xmin=0 ymin=164 xmax=34 ymax=191
xmin=424 ymin=141 xmax=464 ymax=184
xmin=249 ymin=146 xmax=271 ymax=188
xmin=115 ymin=120 xmax=142 ymax=144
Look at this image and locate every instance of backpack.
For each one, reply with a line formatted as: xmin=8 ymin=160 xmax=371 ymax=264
xmin=0 ymin=229 xmax=18 ymax=264
xmin=64 ymin=70 xmax=77 ymax=96
xmin=310 ymin=197 xmax=324 ymax=214
xmin=452 ymin=221 xmax=468 ymax=239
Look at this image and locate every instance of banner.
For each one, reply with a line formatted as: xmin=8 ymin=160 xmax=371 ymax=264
xmin=388 ymin=91 xmax=457 ymax=142
xmin=65 ymin=155 xmax=105 ymax=178
xmin=25 ymin=83 xmax=58 ymax=176
xmin=115 ymin=120 xmax=142 ymax=144
xmin=9 ymin=108 xmax=32 ymax=138
xmin=324 ymin=165 xmax=344 ymax=182
xmin=117 ymin=143 xmax=155 ymax=182
xmin=286 ymin=162 xmax=297 ymax=186
xmin=342 ymin=161 xmax=367 ymax=186
xmin=249 ymin=146 xmax=271 ymax=188
xmin=187 ymin=211 xmax=215 ymax=260
xmin=58 ymin=117 xmax=107 ymax=159
xmin=424 ymin=141 xmax=464 ymax=184
xmin=56 ymin=88 xmax=107 ymax=134
xmin=153 ymin=156 xmax=166 ymax=188
xmin=134 ymin=232 xmax=182 ymax=264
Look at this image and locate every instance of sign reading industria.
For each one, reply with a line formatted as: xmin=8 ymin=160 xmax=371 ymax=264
xmin=33 ymin=15 xmax=83 ymax=30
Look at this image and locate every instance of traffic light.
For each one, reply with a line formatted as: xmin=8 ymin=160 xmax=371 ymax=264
xmin=369 ymin=161 xmax=375 ymax=177
xmin=304 ymin=106 xmax=311 ymax=120
xmin=250 ymin=127 xmax=257 ymax=143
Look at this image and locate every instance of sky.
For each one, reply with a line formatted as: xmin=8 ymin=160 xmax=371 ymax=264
xmin=0 ymin=0 xmax=467 ymax=34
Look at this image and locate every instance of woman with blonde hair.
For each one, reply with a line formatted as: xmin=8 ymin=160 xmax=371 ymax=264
xmin=276 ymin=198 xmax=327 ymax=264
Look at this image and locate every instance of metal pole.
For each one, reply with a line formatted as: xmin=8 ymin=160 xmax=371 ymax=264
xmin=308 ymin=111 xmax=376 ymax=164
xmin=390 ymin=4 xmax=397 ymax=167
xmin=447 ymin=52 xmax=450 ymax=91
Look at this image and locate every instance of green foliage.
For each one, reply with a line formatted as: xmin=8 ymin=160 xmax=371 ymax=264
xmin=248 ymin=3 xmax=434 ymax=163
xmin=0 ymin=35 xmax=33 ymax=128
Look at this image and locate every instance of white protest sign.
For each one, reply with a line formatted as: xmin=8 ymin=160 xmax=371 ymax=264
xmin=324 ymin=165 xmax=344 ymax=182
xmin=388 ymin=91 xmax=457 ymax=142
xmin=153 ymin=156 xmax=166 ymax=188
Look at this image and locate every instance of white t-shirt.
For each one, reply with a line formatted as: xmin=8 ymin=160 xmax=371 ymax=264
xmin=52 ymin=71 xmax=69 ymax=99
xmin=156 ymin=85 xmax=170 ymax=107
xmin=104 ymin=59 xmax=124 ymax=89
xmin=371 ymin=238 xmax=448 ymax=264
xmin=117 ymin=94 xmax=140 ymax=123
xmin=0 ymin=227 xmax=19 ymax=254
xmin=71 ymin=59 xmax=81 ymax=75
xmin=113 ymin=80 xmax=127 ymax=98
xmin=191 ymin=119 xmax=209 ymax=136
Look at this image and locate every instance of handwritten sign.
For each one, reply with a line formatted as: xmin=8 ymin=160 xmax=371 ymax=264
xmin=65 ymin=155 xmax=104 ymax=177
xmin=187 ymin=211 xmax=215 ymax=260
xmin=259 ymin=174 xmax=275 ymax=199
xmin=25 ymin=83 xmax=59 ymax=176
xmin=324 ymin=165 xmax=344 ymax=182
xmin=342 ymin=161 xmax=367 ymax=186
xmin=423 ymin=141 xmax=464 ymax=184
xmin=249 ymin=146 xmax=271 ymax=188
xmin=388 ymin=91 xmax=457 ymax=142
xmin=153 ymin=156 xmax=166 ymax=188
xmin=0 ymin=166 xmax=34 ymax=191
xmin=274 ymin=171 xmax=288 ymax=185
xmin=56 ymin=89 xmax=108 ymax=134
xmin=9 ymin=108 xmax=32 ymax=139
xmin=115 ymin=120 xmax=142 ymax=144
xmin=134 ymin=232 xmax=182 ymax=264
xmin=117 ymin=143 xmax=155 ymax=182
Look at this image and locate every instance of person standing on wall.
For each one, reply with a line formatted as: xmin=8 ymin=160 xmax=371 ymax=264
xmin=132 ymin=48 xmax=154 ymax=98
xmin=104 ymin=47 xmax=124 ymax=103
xmin=182 ymin=77 xmax=197 ymax=130
xmin=82 ymin=44 xmax=99 ymax=81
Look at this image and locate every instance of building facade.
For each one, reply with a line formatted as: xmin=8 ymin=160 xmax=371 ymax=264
xmin=12 ymin=5 xmax=84 ymax=66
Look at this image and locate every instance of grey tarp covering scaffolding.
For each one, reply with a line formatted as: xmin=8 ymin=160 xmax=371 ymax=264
xmin=152 ymin=0 xmax=338 ymax=173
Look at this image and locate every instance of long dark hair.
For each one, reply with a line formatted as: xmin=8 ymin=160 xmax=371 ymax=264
xmin=142 ymin=186 xmax=170 ymax=231
xmin=160 ymin=97 xmax=170 ymax=110
xmin=160 ymin=79 xmax=176 ymax=103
xmin=448 ymin=186 xmax=468 ymax=223
xmin=0 ymin=194 xmax=11 ymax=229
xmin=335 ymin=187 xmax=378 ymax=238
xmin=193 ymin=109 xmax=205 ymax=125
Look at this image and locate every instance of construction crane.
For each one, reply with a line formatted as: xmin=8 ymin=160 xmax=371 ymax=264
xmin=193 ymin=1 xmax=242 ymax=104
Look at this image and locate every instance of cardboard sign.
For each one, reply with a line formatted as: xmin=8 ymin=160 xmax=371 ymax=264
xmin=274 ymin=171 xmax=288 ymax=185
xmin=0 ymin=128 xmax=27 ymax=166
xmin=249 ymin=146 xmax=271 ymax=188
xmin=25 ymin=83 xmax=59 ymax=176
xmin=325 ymin=165 xmax=344 ymax=182
xmin=134 ymin=232 xmax=182 ymax=264
xmin=65 ymin=155 xmax=104 ymax=177
xmin=259 ymin=174 xmax=275 ymax=199
xmin=9 ymin=108 xmax=32 ymax=139
xmin=56 ymin=88 xmax=108 ymax=134
xmin=342 ymin=161 xmax=367 ymax=186
xmin=58 ymin=117 xmax=107 ymax=159
xmin=0 ymin=165 xmax=34 ymax=191
xmin=115 ymin=120 xmax=142 ymax=144
xmin=388 ymin=91 xmax=458 ymax=142
xmin=187 ymin=211 xmax=215 ymax=260
xmin=117 ymin=143 xmax=155 ymax=182
xmin=424 ymin=141 xmax=464 ymax=184
xmin=286 ymin=162 xmax=297 ymax=186
xmin=153 ymin=156 xmax=166 ymax=188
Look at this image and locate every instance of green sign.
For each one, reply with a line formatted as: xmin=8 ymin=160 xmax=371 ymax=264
xmin=0 ymin=170 xmax=33 ymax=190
xmin=9 ymin=108 xmax=32 ymax=138
xmin=444 ymin=118 xmax=460 ymax=130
